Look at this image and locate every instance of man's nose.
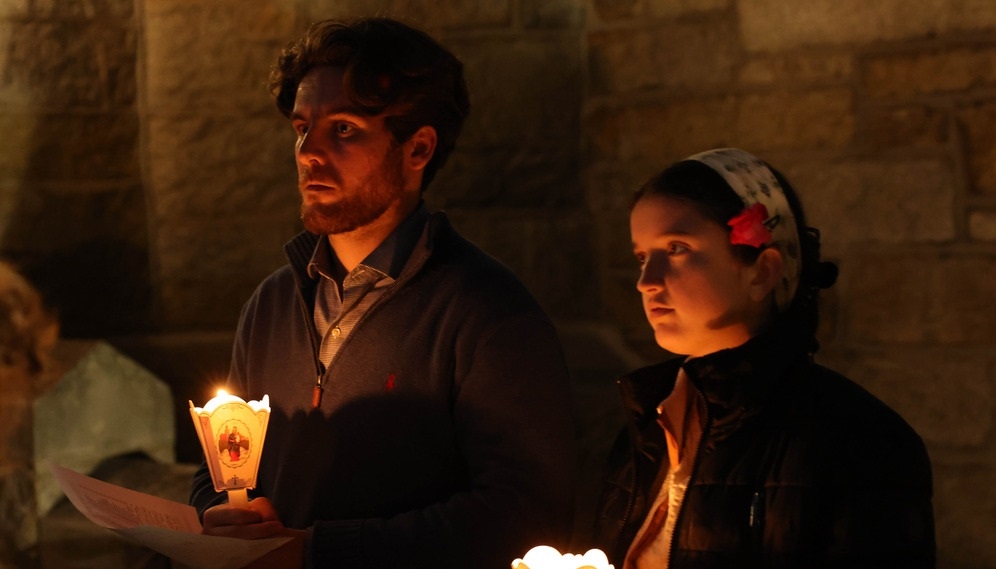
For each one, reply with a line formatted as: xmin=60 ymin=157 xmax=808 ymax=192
xmin=296 ymin=129 xmax=324 ymax=164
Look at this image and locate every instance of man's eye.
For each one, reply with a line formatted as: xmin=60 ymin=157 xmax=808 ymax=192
xmin=334 ymin=123 xmax=354 ymax=134
xmin=634 ymin=253 xmax=646 ymax=266
xmin=667 ymin=243 xmax=688 ymax=255
xmin=293 ymin=123 xmax=308 ymax=136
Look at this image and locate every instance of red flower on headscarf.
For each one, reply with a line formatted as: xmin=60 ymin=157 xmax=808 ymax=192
xmin=727 ymin=203 xmax=771 ymax=248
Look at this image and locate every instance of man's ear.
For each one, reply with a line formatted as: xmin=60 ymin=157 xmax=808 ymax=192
xmin=405 ymin=125 xmax=437 ymax=172
xmin=748 ymin=247 xmax=784 ymax=303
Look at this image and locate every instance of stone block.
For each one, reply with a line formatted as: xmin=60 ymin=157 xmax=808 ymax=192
xmin=0 ymin=1 xmax=28 ymax=18
xmin=586 ymin=90 xmax=852 ymax=168
xmin=969 ymin=210 xmax=996 ymax=241
xmin=32 ymin=0 xmax=133 ymax=19
xmin=33 ymin=341 xmax=176 ymax=517
xmin=739 ymin=0 xmax=996 ymax=52
xmin=862 ymin=46 xmax=996 ymax=99
xmin=930 ymin=256 xmax=996 ymax=344
xmin=842 ymin=251 xmax=996 ymax=345
xmin=300 ymin=0 xmax=511 ymax=29
xmin=840 ymin=253 xmax=929 ymax=344
xmin=734 ymin=89 xmax=854 ymax=151
xmin=647 ymin=0 xmax=728 ymax=18
xmin=444 ymin=209 xmax=598 ymax=319
xmin=0 ymin=183 xmax=144 ymax=248
xmin=601 ymin=268 xmax=657 ymax=355
xmin=0 ymin=183 xmax=152 ymax=337
xmin=154 ymin=217 xmax=297 ymax=329
xmin=428 ymin=143 xmax=582 ymax=209
xmin=585 ymin=169 xmax=648 ymax=272
xmin=958 ymin=101 xmax=996 ymax=195
xmin=585 ymin=98 xmax=738 ymax=166
xmin=589 ymin=18 xmax=737 ymax=95
xmin=146 ymin=114 xmax=296 ymax=220
xmin=783 ymin=158 xmax=955 ymax=255
xmin=592 ymin=0 xmax=639 ymax=22
xmin=857 ymin=104 xmax=948 ymax=149
xmin=933 ymin=463 xmax=996 ymax=568
xmin=0 ymin=183 xmax=147 ymax=255
xmin=0 ymin=186 xmax=19 ymax=252
xmin=821 ymin=348 xmax=991 ymax=448
xmin=144 ymin=1 xmax=293 ymax=112
xmin=0 ymin=112 xmax=38 ymax=181
xmin=522 ymin=0 xmax=585 ymax=29
xmin=0 ymin=21 xmax=136 ymax=110
xmin=739 ymin=52 xmax=854 ymax=88
xmin=108 ymin=332 xmax=236 ymax=465
xmin=0 ymin=112 xmax=139 ymax=182
xmin=450 ymin=35 xmax=581 ymax=147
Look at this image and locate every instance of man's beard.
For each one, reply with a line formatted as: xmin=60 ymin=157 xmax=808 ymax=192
xmin=300 ymin=146 xmax=406 ymax=235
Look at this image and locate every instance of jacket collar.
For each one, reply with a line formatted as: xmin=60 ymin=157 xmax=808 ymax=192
xmin=618 ymin=319 xmax=814 ymax=445
xmin=283 ymin=209 xmax=451 ymax=287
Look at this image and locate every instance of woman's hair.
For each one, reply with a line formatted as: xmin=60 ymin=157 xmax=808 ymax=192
xmin=268 ymin=17 xmax=471 ymax=192
xmin=633 ymin=160 xmax=838 ymax=345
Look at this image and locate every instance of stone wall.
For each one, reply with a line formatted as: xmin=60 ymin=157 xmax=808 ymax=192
xmin=1 ymin=0 xmax=995 ymax=567
xmin=585 ymin=2 xmax=996 ymax=567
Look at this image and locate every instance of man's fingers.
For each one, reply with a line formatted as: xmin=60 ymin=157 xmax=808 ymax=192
xmin=203 ymin=504 xmax=263 ymax=529
xmin=205 ymin=519 xmax=286 ymax=540
xmin=246 ymin=497 xmax=281 ymax=523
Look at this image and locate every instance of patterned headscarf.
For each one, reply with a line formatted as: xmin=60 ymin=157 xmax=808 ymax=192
xmin=688 ymin=148 xmax=801 ymax=312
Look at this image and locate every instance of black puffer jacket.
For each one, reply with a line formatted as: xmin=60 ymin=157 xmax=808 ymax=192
xmin=594 ymin=321 xmax=935 ymax=568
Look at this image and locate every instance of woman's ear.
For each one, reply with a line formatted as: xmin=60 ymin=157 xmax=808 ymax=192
xmin=404 ymin=125 xmax=437 ymax=172
xmin=748 ymin=247 xmax=784 ymax=303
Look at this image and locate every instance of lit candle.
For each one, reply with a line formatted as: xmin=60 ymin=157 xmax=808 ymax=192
xmin=510 ymin=546 xmax=614 ymax=569
xmin=189 ymin=389 xmax=271 ymax=507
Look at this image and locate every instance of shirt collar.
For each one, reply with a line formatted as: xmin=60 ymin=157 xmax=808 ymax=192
xmin=305 ymin=202 xmax=430 ymax=282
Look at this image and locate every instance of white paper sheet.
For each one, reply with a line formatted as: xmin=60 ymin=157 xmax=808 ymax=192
xmin=50 ymin=463 xmax=291 ymax=569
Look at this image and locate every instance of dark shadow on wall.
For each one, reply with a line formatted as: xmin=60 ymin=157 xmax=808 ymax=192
xmin=0 ymin=5 xmax=154 ymax=339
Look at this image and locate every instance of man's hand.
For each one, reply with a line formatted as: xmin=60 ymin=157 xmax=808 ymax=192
xmin=202 ymin=497 xmax=285 ymax=539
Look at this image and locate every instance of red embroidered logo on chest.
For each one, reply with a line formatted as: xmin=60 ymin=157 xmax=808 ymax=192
xmin=383 ymin=373 xmax=397 ymax=392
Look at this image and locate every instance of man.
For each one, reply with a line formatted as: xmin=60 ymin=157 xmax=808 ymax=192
xmin=189 ymin=17 xmax=576 ymax=569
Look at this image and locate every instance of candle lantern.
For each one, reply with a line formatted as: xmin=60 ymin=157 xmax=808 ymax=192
xmin=189 ymin=390 xmax=271 ymax=507
xmin=510 ymin=546 xmax=614 ymax=569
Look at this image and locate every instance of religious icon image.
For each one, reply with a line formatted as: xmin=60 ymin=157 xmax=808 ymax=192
xmin=189 ymin=390 xmax=271 ymax=506
xmin=218 ymin=423 xmax=251 ymax=466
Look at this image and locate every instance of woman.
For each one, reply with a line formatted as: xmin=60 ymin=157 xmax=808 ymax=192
xmin=594 ymin=148 xmax=935 ymax=568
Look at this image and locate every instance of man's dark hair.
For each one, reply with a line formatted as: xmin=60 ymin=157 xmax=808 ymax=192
xmin=269 ymin=17 xmax=471 ymax=192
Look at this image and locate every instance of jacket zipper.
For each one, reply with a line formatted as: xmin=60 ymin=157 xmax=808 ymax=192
xmin=665 ymin=402 xmax=712 ymax=568
xmin=294 ymin=289 xmax=326 ymax=408
xmin=302 ymin=242 xmax=433 ymax=409
xmin=750 ymin=489 xmax=765 ymax=560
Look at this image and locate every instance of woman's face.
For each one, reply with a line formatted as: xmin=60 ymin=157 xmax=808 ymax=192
xmin=631 ymin=194 xmax=770 ymax=357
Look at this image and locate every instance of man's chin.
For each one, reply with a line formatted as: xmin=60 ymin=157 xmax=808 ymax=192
xmin=301 ymin=205 xmax=342 ymax=235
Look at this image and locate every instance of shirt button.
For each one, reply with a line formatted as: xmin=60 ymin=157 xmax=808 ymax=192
xmin=331 ymin=326 xmax=341 ymax=339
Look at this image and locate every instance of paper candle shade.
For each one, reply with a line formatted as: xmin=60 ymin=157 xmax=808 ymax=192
xmin=189 ymin=391 xmax=271 ymax=494
xmin=510 ymin=546 xmax=614 ymax=569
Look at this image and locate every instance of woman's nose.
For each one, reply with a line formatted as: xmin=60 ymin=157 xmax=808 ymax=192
xmin=636 ymin=253 xmax=665 ymax=292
